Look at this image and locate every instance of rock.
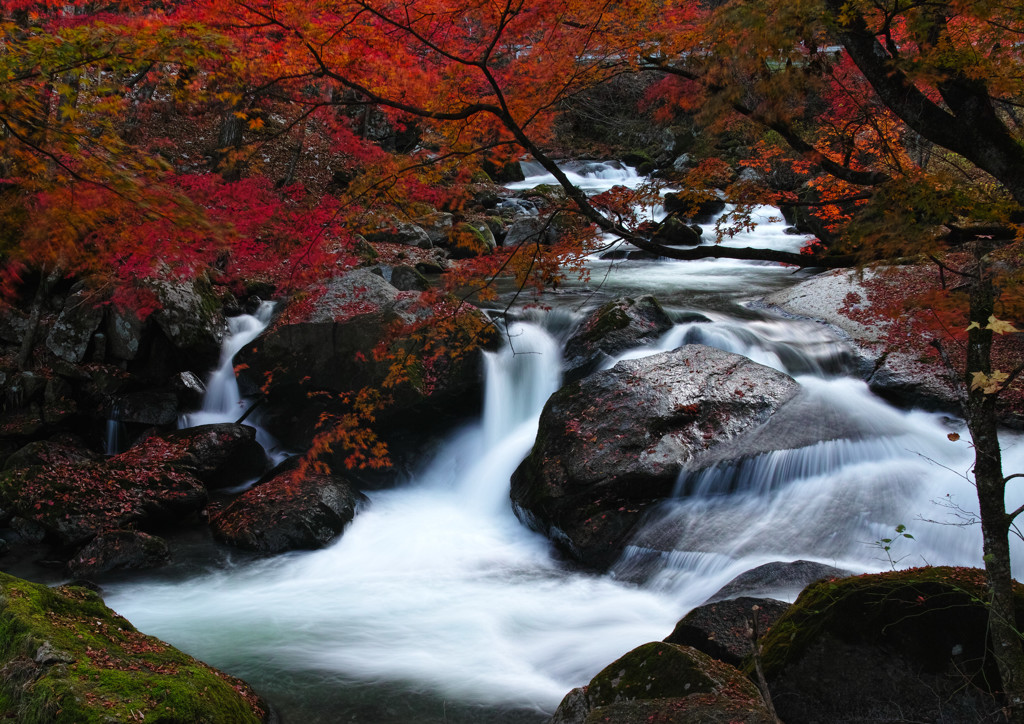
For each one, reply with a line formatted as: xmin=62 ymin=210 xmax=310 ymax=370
xmin=664 ymin=597 xmax=790 ymax=667
xmin=0 ymin=461 xmax=207 ymax=546
xmin=3 ymin=440 xmax=100 ymax=471
xmin=45 ymin=286 xmax=106 ymax=364
xmin=548 ymin=641 xmax=774 ymax=724
xmin=362 ymin=217 xmax=433 ymax=248
xmin=0 ymin=571 xmax=271 ymax=723
xmin=148 ymin=275 xmax=228 ymax=371
xmin=706 ymin=560 xmax=853 ymax=603
xmin=663 ymin=193 xmax=726 ymax=223
xmin=652 ymin=216 xmax=702 ymax=246
xmin=389 ymin=264 xmax=431 ymax=292
xmin=504 ymin=217 xmax=557 ymax=247
xmin=563 ymin=295 xmax=674 ymax=380
xmin=107 ymin=390 xmax=180 ymax=426
xmin=447 ymin=221 xmax=496 ymax=259
xmin=66 ymin=529 xmax=170 ymax=578
xmin=511 ymin=345 xmax=802 ymax=570
xmin=418 ymin=212 xmax=454 ymax=246
xmin=105 ymin=304 xmax=148 ymax=361
xmin=760 ymin=567 xmax=1015 ymax=724
xmin=211 ymin=462 xmax=367 ymax=553
xmin=119 ymin=423 xmax=268 ymax=489
xmin=236 ymin=269 xmax=496 ymax=450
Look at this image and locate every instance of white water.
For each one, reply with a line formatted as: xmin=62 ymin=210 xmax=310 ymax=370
xmin=179 ymin=302 xmax=275 ymax=429
xmin=104 ymin=161 xmax=1024 ymax=722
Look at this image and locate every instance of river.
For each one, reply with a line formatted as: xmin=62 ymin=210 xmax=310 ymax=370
xmin=104 ymin=162 xmax=1024 ymax=723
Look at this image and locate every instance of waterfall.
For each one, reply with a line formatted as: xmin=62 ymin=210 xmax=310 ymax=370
xmin=180 ymin=302 xmax=274 ymax=429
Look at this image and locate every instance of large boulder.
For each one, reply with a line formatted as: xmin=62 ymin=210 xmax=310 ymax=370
xmin=759 ymin=567 xmax=1018 ymax=723
xmin=235 ymin=269 xmax=497 ymax=451
xmin=148 ymin=275 xmax=228 ymax=372
xmin=210 ymin=462 xmax=367 ymax=553
xmin=0 ymin=460 xmax=207 ymax=546
xmin=548 ymin=641 xmax=774 ymax=724
xmin=0 ymin=571 xmax=271 ymax=723
xmin=563 ymin=295 xmax=674 ymax=380
xmin=511 ymin=345 xmax=801 ymax=570
xmin=120 ymin=423 xmax=268 ymax=489
xmin=45 ymin=286 xmax=105 ymax=364
xmin=705 ymin=559 xmax=852 ymax=603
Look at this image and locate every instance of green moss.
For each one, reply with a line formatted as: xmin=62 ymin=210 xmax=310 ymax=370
xmin=588 ymin=642 xmax=717 ymax=706
xmin=580 ymin=300 xmax=632 ymax=344
xmin=753 ymin=566 xmax=1011 ymax=684
xmin=0 ymin=572 xmax=266 ymax=724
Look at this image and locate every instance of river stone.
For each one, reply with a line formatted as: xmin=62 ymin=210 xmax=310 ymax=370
xmin=362 ymin=217 xmax=433 ymax=248
xmin=504 ymin=216 xmax=557 ymax=247
xmin=119 ymin=423 xmax=268 ymax=489
xmin=548 ymin=641 xmax=774 ymax=724
xmin=447 ymin=221 xmax=496 ymax=259
xmin=105 ymin=304 xmax=148 ymax=361
xmin=210 ymin=464 xmax=367 ymax=553
xmin=66 ymin=529 xmax=170 ymax=578
xmin=511 ymin=345 xmax=801 ymax=570
xmin=760 ymin=567 xmax=1017 ymax=724
xmin=706 ymin=560 xmax=853 ymax=603
xmin=45 ymin=286 xmax=105 ymax=364
xmin=563 ymin=295 xmax=674 ymax=380
xmin=664 ymin=597 xmax=790 ymax=667
xmin=0 ymin=571 xmax=270 ymax=723
xmin=2 ymin=440 xmax=100 ymax=471
xmin=652 ymin=216 xmax=702 ymax=246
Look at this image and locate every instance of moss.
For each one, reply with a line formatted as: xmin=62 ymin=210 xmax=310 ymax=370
xmin=580 ymin=300 xmax=632 ymax=344
xmin=0 ymin=572 xmax=266 ymax=723
xmin=753 ymin=566 xmax=1011 ymax=684
xmin=587 ymin=642 xmax=718 ymax=706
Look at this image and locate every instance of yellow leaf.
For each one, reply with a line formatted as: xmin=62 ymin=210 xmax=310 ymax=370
xmin=970 ymin=370 xmax=1010 ymax=395
xmin=986 ymin=316 xmax=1019 ymax=335
xmin=966 ymin=321 xmax=982 ymax=331
xmin=247 ymin=118 xmax=264 ymax=130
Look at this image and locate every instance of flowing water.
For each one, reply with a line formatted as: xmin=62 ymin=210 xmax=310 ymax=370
xmin=104 ymin=162 xmax=1024 ymax=723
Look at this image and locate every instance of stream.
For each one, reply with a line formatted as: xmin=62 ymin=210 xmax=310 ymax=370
xmin=104 ymin=162 xmax=1024 ymax=723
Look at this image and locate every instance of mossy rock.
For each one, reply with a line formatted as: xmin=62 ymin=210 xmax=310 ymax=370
xmin=756 ymin=566 xmax=1018 ymax=723
xmin=550 ymin=641 xmax=773 ymax=724
xmin=0 ymin=571 xmax=270 ymax=723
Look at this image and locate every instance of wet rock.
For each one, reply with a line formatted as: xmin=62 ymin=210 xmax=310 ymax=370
xmin=120 ymin=423 xmax=268 ymax=489
xmin=45 ymin=286 xmax=105 ymax=364
xmin=663 ymin=193 xmax=726 ymax=223
xmin=511 ymin=345 xmax=802 ymax=570
xmin=548 ymin=641 xmax=774 ymax=724
xmin=652 ymin=216 xmax=702 ymax=246
xmin=107 ymin=390 xmax=180 ymax=426
xmin=0 ymin=571 xmax=271 ymax=723
xmin=760 ymin=567 xmax=1015 ymax=724
xmin=211 ymin=463 xmax=367 ymax=553
xmin=105 ymin=305 xmax=148 ymax=361
xmin=664 ymin=597 xmax=790 ymax=667
xmin=66 ymin=529 xmax=170 ymax=578
xmin=563 ymin=295 xmax=674 ymax=380
xmin=706 ymin=560 xmax=852 ymax=603
xmin=389 ymin=264 xmax=431 ymax=292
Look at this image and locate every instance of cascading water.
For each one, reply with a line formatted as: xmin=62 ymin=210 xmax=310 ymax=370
xmin=179 ymin=301 xmax=275 ymax=429
xmin=103 ymin=161 xmax=1024 ymax=722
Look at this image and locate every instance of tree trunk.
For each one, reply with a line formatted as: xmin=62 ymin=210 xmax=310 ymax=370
xmin=965 ymin=272 xmax=1024 ymax=721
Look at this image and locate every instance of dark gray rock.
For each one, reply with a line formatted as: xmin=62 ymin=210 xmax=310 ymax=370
xmin=362 ymin=217 xmax=433 ymax=248
xmin=3 ymin=440 xmax=100 ymax=472
xmin=149 ymin=276 xmax=227 ymax=371
xmin=66 ymin=529 xmax=170 ymax=578
xmin=121 ymin=423 xmax=268 ymax=489
xmin=211 ymin=464 xmax=367 ymax=553
xmin=105 ymin=305 xmax=148 ymax=361
xmin=504 ymin=217 xmax=557 ymax=247
xmin=563 ymin=295 xmax=673 ymax=380
xmin=707 ymin=560 xmax=854 ymax=603
xmin=652 ymin=216 xmax=702 ymax=246
xmin=664 ymin=597 xmax=790 ymax=667
xmin=511 ymin=345 xmax=802 ymax=570
xmin=107 ymin=391 xmax=180 ymax=426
